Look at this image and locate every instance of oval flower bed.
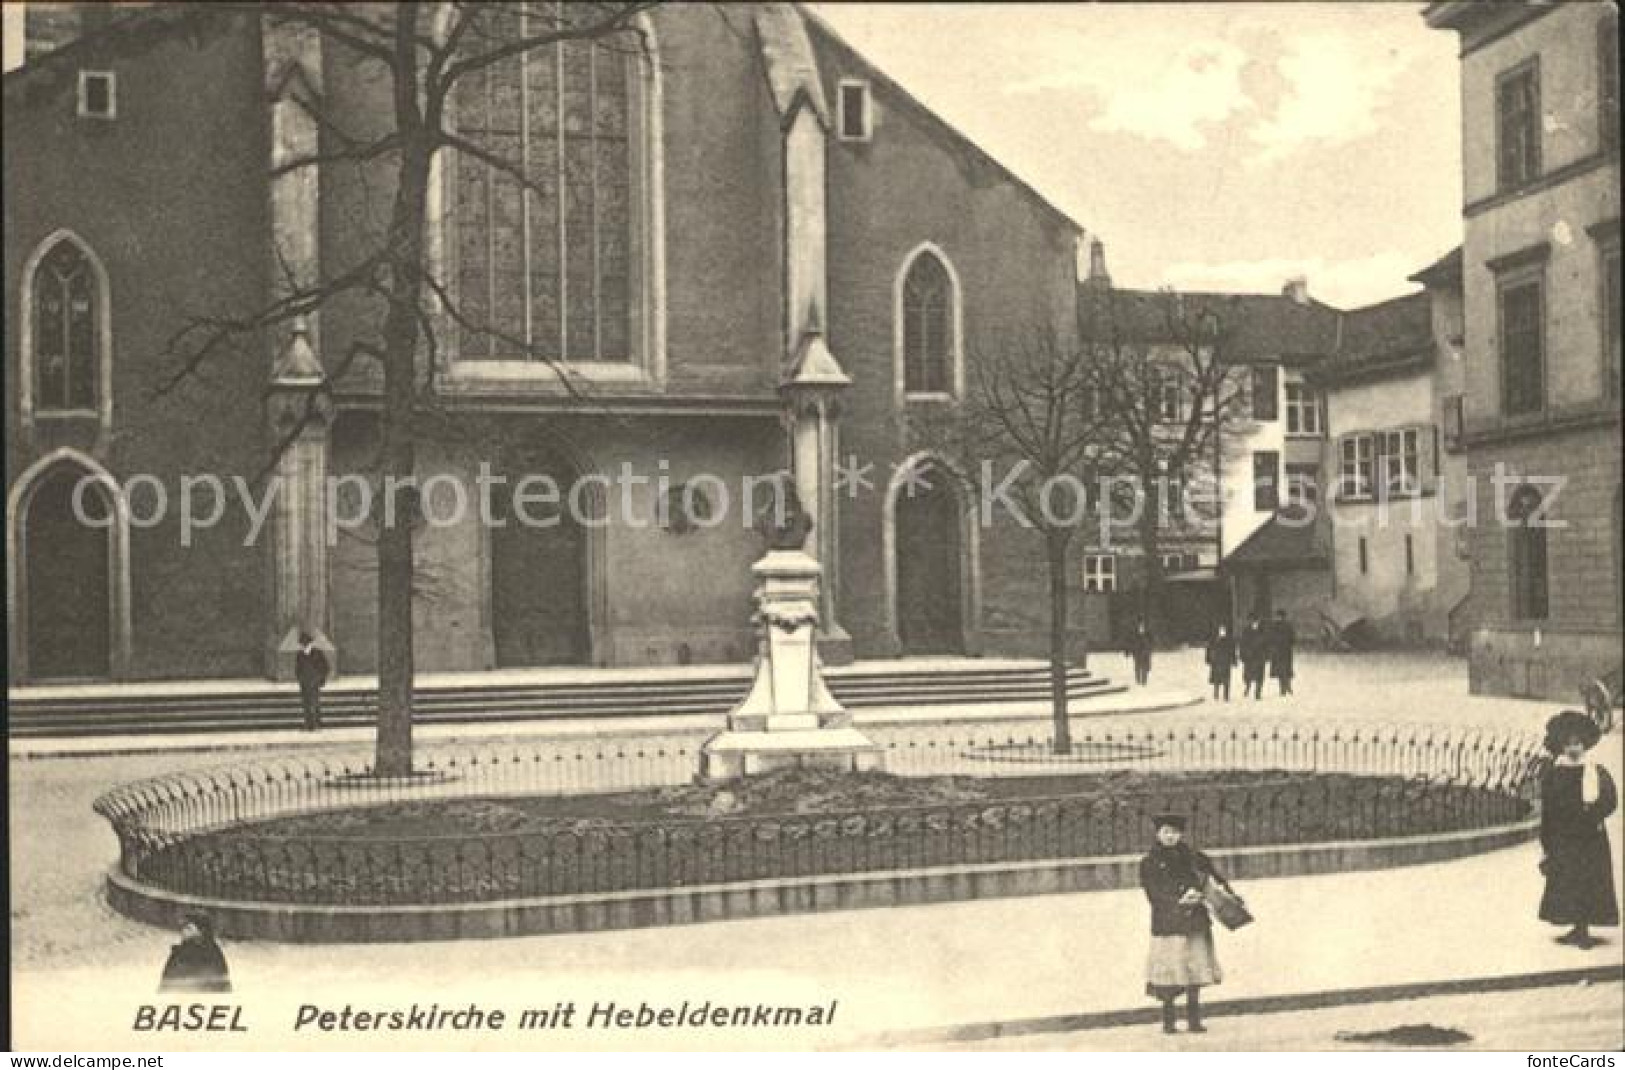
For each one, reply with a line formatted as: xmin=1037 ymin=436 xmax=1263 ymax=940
xmin=132 ymin=766 xmax=1530 ymax=906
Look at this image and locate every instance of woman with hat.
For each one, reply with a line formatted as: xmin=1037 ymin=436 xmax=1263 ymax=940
xmin=1538 ymin=709 xmax=1619 ymax=949
xmin=1139 ymin=812 xmax=1232 ymax=1034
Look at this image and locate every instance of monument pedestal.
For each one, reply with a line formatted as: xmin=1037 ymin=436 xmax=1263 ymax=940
xmin=701 ymin=550 xmax=882 ymax=782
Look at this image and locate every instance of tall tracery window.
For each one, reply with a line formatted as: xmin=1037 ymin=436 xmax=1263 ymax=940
xmin=1507 ymin=483 xmax=1549 ymax=622
xmin=902 ymin=251 xmax=953 ymax=395
xmin=32 ymin=238 xmax=101 ymax=412
xmin=452 ymin=9 xmax=635 ymax=363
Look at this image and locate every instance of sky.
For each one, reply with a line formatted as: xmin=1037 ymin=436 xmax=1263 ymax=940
xmin=810 ymin=2 xmax=1463 ymax=309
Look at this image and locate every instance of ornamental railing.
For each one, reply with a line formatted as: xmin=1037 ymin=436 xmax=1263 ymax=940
xmin=93 ymin=720 xmax=1546 ymax=907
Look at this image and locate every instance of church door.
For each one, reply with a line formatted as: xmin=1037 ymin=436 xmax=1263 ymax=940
xmin=25 ymin=467 xmax=112 ymax=680
xmin=490 ymin=450 xmax=591 ymax=667
xmin=895 ymin=466 xmax=964 ymax=655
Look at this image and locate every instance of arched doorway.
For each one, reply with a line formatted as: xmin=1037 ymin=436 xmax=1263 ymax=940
xmin=893 ymin=460 xmax=965 ymax=655
xmin=489 ymin=440 xmax=593 ymax=667
xmin=22 ymin=465 xmax=114 ymax=679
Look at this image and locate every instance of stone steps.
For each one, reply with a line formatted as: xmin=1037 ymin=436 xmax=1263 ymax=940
xmin=8 ymin=664 xmax=1118 ymax=738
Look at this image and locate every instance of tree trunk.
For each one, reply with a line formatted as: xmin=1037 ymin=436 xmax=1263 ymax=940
xmin=374 ymin=12 xmax=428 ymax=778
xmin=1046 ymin=531 xmax=1072 ymax=755
xmin=1138 ymin=475 xmax=1162 ymax=634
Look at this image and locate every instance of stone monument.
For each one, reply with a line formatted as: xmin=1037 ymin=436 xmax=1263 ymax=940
xmin=700 ymin=485 xmax=883 ymax=781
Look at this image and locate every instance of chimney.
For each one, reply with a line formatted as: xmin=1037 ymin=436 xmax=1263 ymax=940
xmin=1282 ymin=276 xmax=1310 ymax=305
xmin=1086 ymin=238 xmax=1112 ymax=289
xmin=24 ymin=3 xmax=83 ymax=62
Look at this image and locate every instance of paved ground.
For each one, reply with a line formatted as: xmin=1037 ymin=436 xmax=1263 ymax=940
xmin=8 ymin=651 xmax=1623 ymax=1051
xmin=932 ymin=980 xmax=1625 ymax=1051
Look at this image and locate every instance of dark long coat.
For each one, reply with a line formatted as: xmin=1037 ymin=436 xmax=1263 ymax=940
xmin=1238 ymin=624 xmax=1268 ymax=681
xmin=1126 ymin=628 xmax=1154 ymax=669
xmin=294 ymin=647 xmax=329 ymax=695
xmin=1268 ymin=620 xmax=1295 ymax=680
xmin=1205 ymin=635 xmax=1235 ymax=684
xmin=1539 ymin=763 xmax=1620 ymax=927
xmin=1139 ymin=844 xmax=1226 ymax=936
xmin=159 ymin=937 xmax=232 ymax=994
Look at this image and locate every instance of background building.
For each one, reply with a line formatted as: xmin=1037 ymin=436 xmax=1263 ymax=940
xmin=1425 ymin=0 xmax=1621 ymax=699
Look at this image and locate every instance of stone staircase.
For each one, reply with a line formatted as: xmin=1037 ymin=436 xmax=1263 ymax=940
xmin=7 ymin=662 xmax=1119 ymax=738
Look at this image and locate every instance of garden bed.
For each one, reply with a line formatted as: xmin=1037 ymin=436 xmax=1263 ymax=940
xmin=131 ymin=767 xmax=1531 ymax=906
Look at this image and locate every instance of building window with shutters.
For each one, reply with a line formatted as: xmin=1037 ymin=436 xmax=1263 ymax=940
xmin=1285 ymin=463 xmax=1319 ymax=508
xmin=1497 ymin=273 xmax=1545 ymax=416
xmin=1507 ymin=483 xmax=1550 ymax=621
xmin=1082 ymin=554 xmax=1116 ymax=593
xmin=1378 ymin=428 xmax=1421 ymax=497
xmin=447 ymin=10 xmax=657 ymax=375
xmin=1496 ymin=59 xmax=1541 ymax=192
xmin=1251 ymin=365 xmax=1278 ymax=421
xmin=1283 ymin=380 xmax=1323 ymax=436
xmin=897 ymin=245 xmax=961 ymax=398
xmin=1253 ymin=450 xmax=1279 ymax=511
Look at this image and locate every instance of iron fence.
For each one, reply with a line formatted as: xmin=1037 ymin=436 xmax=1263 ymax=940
xmin=93 ymin=720 xmax=1546 ymax=906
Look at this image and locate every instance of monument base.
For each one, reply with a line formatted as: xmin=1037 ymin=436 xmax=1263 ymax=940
xmin=700 ymin=727 xmax=884 ymax=782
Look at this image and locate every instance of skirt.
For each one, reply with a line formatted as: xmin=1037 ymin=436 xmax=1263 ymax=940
xmin=1145 ymin=931 xmax=1223 ymax=998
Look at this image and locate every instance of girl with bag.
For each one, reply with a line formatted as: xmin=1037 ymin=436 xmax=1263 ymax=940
xmin=1139 ymin=813 xmax=1237 ymax=1034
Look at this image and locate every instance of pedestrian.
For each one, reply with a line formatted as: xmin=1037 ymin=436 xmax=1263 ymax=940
xmin=1268 ymin=609 xmax=1296 ymax=697
xmin=1238 ymin=615 xmax=1267 ymax=700
xmin=295 ymin=631 xmax=329 ymax=731
xmin=1205 ymin=625 xmax=1235 ymax=701
xmin=159 ymin=912 xmax=232 ymax=994
xmin=1127 ymin=619 xmax=1154 ymax=687
xmin=1538 ymin=709 xmax=1619 ymax=949
xmin=1140 ymin=813 xmax=1232 ymax=1035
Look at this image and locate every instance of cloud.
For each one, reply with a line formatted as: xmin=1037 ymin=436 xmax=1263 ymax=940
xmin=1248 ymin=32 xmax=1412 ymax=163
xmin=1009 ymin=36 xmax=1252 ymax=152
xmin=1159 ymin=251 xmax=1421 ymax=308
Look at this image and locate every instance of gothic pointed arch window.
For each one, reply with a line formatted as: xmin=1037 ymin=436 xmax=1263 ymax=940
xmin=447 ymin=8 xmax=659 ymax=373
xmin=24 ymin=233 xmax=110 ymax=422
xmin=899 ymin=247 xmax=959 ymax=397
xmin=1507 ymin=483 xmax=1549 ymax=621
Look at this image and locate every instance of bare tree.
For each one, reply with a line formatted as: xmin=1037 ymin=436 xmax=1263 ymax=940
xmin=57 ymin=2 xmax=658 ymax=776
xmin=918 ymin=332 xmax=1108 ymax=754
xmin=1077 ymin=285 xmax=1253 ymax=633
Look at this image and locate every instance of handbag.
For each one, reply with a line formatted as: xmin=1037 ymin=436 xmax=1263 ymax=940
xmin=1203 ymin=873 xmax=1253 ymax=930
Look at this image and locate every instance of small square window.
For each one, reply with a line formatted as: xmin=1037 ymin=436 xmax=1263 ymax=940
xmin=78 ymin=71 xmax=116 ymax=120
xmin=837 ymin=80 xmax=870 ymax=141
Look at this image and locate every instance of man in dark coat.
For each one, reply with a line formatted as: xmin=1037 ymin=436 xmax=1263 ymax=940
xmin=1539 ymin=710 xmax=1619 ymax=949
xmin=1205 ymin=626 xmax=1235 ymax=701
xmin=1238 ymin=616 xmax=1268 ymax=700
xmin=1126 ymin=620 xmax=1154 ymax=686
xmin=294 ymin=632 xmax=329 ymax=731
xmin=1268 ymin=609 xmax=1295 ymax=696
xmin=159 ymin=913 xmax=232 ymax=994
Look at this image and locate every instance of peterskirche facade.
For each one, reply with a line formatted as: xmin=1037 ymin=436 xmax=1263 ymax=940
xmin=5 ymin=3 xmax=1084 ymax=684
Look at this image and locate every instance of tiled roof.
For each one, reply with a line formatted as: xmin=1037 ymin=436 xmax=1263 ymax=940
xmin=1225 ymin=509 xmax=1328 ymax=567
xmin=1078 ymin=287 xmax=1343 ymax=364
xmin=1314 ymin=290 xmax=1435 ymax=383
xmin=1409 ymin=246 xmax=1463 ymax=289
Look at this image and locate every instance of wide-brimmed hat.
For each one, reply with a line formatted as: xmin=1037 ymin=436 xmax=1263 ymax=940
xmin=1151 ymin=812 xmax=1188 ymax=831
xmin=1543 ymin=709 xmax=1601 ymax=755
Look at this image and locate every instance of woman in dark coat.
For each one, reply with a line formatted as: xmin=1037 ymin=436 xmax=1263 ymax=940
xmin=1140 ymin=813 xmax=1232 ymax=1034
xmin=1268 ymin=609 xmax=1295 ymax=696
xmin=1126 ymin=620 xmax=1154 ymax=686
xmin=1238 ymin=616 xmax=1267 ymax=700
xmin=1205 ymin=626 xmax=1235 ymax=701
xmin=1538 ymin=710 xmax=1619 ymax=949
xmin=159 ymin=913 xmax=232 ymax=994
